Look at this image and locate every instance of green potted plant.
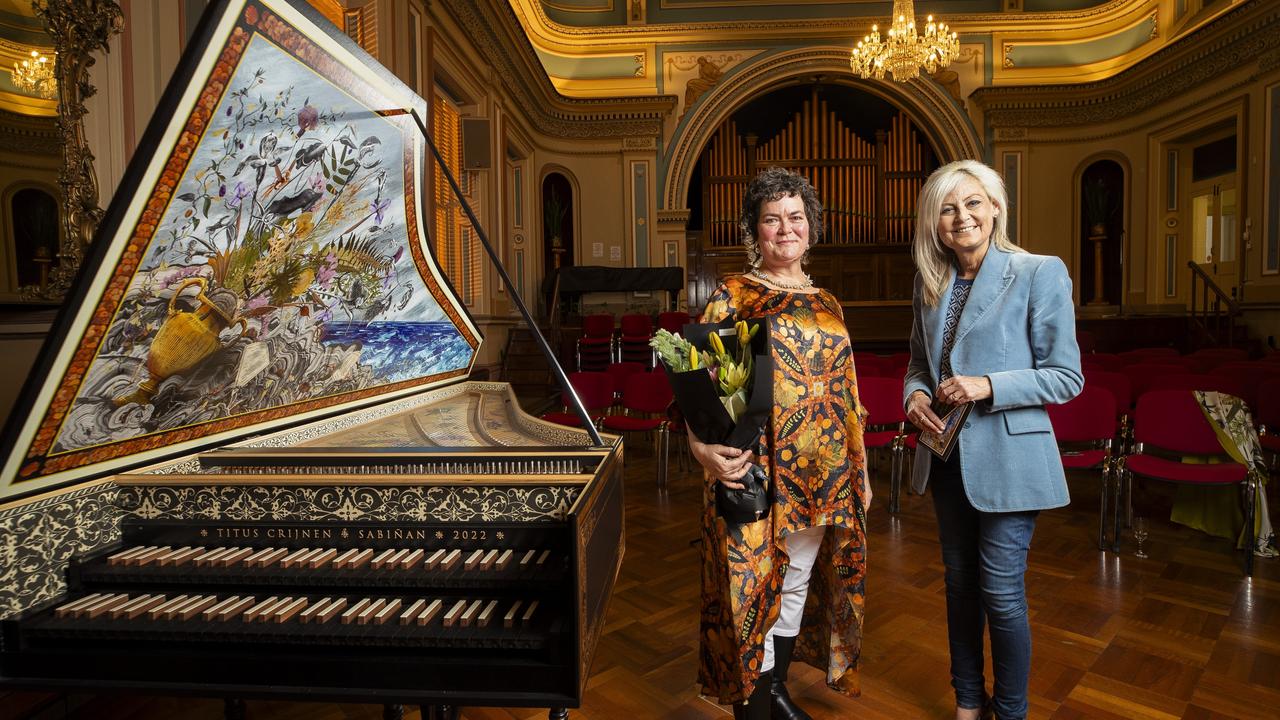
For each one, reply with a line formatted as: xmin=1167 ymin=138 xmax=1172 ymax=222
xmin=1083 ymin=178 xmax=1114 ymax=238
xmin=545 ymin=187 xmax=567 ymax=248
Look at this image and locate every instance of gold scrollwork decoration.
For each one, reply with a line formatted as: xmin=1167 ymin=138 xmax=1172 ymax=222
xmin=20 ymin=0 xmax=123 ymax=302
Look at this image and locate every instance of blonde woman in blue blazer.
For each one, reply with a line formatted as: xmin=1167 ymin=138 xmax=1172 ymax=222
xmin=903 ymin=160 xmax=1082 ymax=720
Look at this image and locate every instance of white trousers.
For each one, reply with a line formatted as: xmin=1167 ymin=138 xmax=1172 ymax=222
xmin=761 ymin=524 xmax=826 ymax=672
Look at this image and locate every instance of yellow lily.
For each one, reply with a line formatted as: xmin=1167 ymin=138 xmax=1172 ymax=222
xmin=708 ymin=330 xmax=725 ymax=356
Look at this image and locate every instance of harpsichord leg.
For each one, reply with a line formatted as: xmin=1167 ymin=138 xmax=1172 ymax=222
xmin=223 ymin=698 xmax=246 ymax=720
xmin=548 ymin=709 xmax=569 ymax=720
xmin=382 ymin=704 xmax=404 ymax=720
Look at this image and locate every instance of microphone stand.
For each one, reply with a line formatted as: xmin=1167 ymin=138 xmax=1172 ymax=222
xmin=406 ymin=109 xmax=606 ymax=448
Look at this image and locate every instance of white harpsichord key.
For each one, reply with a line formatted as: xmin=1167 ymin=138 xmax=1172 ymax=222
xmin=331 ymin=549 xmax=359 ymax=568
xmin=242 ymin=596 xmax=281 ymax=622
xmin=495 ymin=549 xmax=513 ymax=571
xmin=502 ymin=600 xmax=523 ymax=628
xmin=300 ymin=597 xmax=335 ymax=624
xmin=202 ymin=596 xmax=243 ymax=620
xmin=54 ymin=593 xmax=109 ymax=618
xmin=442 ymin=599 xmax=467 ymax=627
xmin=463 ymin=549 xmax=484 ymax=571
xmin=273 ymin=597 xmax=309 ymax=623
xmin=459 ymin=599 xmax=483 ymax=627
xmin=215 ymin=596 xmax=255 ymax=621
xmin=373 ymin=599 xmax=401 ymax=625
xmin=416 ymin=599 xmax=443 ymax=625
xmin=341 ymin=598 xmax=371 ymax=625
xmin=476 ymin=600 xmax=499 ymax=628
xmin=399 ymin=549 xmax=424 ymax=568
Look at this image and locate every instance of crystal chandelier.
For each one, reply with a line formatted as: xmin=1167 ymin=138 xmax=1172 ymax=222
xmin=11 ymin=49 xmax=57 ymax=99
xmin=850 ymin=0 xmax=959 ymax=82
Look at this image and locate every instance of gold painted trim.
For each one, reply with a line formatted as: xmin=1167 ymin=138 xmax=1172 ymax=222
xmin=114 ymin=473 xmax=593 ymax=485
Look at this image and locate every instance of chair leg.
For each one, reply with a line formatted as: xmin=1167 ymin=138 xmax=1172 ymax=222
xmin=1111 ymin=466 xmax=1125 ymax=553
xmin=1098 ymin=465 xmax=1109 ymax=551
xmin=889 ymin=444 xmax=902 ymax=514
xmin=657 ymin=424 xmax=669 ymax=491
xmin=1244 ymin=476 xmax=1256 ymax=577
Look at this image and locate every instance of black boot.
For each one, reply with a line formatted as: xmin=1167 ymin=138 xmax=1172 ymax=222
xmin=770 ymin=635 xmax=813 ymax=720
xmin=732 ymin=669 xmax=772 ymax=720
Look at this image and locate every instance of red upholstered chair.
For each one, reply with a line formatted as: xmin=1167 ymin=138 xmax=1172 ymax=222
xmin=1145 ymin=373 xmax=1247 ymax=401
xmin=1076 ymin=330 xmax=1098 ymax=354
xmin=1084 ymin=369 xmax=1133 ymax=449
xmin=602 ymin=371 xmax=675 ymax=487
xmin=858 ymin=376 xmax=909 ymax=513
xmin=576 ymin=314 xmax=616 ymax=371
xmin=1209 ymin=361 xmax=1280 ymax=410
xmin=1047 ymin=385 xmax=1117 ymax=549
xmin=1123 ymin=362 xmax=1186 ymax=401
xmin=657 ymin=310 xmax=691 ymax=335
xmin=1119 ymin=347 xmax=1180 ymax=364
xmin=1256 ymin=377 xmax=1280 ymax=470
xmin=853 ymin=353 xmax=887 ymax=378
xmin=605 ymin=361 xmax=647 ymax=401
xmin=618 ymin=313 xmax=655 ymax=366
xmin=1118 ymin=390 xmax=1255 ymax=574
xmin=1186 ymin=347 xmax=1249 ymax=372
xmin=1081 ymin=352 xmax=1124 ymax=373
xmin=540 ymin=371 xmax=614 ymax=429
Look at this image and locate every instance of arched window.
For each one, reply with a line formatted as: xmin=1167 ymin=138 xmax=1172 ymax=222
xmin=10 ymin=187 xmax=59 ymax=290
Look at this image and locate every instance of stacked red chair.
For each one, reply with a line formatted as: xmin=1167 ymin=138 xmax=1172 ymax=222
xmin=604 ymin=361 xmax=647 ymax=402
xmin=617 ymin=313 xmax=655 ymax=366
xmin=601 ymin=371 xmax=675 ymax=489
xmin=858 ymin=376 xmax=910 ymax=514
xmin=1047 ymin=385 xmax=1118 ymax=549
xmin=576 ymin=314 xmax=616 ymax=371
xmin=657 ymin=310 xmax=691 ymax=335
xmin=540 ymin=371 xmax=615 ymax=429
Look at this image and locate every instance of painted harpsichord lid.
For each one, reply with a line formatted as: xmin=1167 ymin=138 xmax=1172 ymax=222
xmin=0 ymin=0 xmax=481 ymax=501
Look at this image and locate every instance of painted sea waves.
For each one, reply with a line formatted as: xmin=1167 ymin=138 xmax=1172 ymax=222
xmin=50 ymin=32 xmax=471 ymax=455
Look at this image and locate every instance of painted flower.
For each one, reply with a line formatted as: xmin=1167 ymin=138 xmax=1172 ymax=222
xmin=297 ymin=104 xmax=319 ymax=134
xmin=225 ymin=181 xmax=249 ymax=209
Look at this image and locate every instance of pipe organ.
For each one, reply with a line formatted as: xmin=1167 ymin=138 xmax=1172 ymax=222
xmin=695 ymin=90 xmax=938 ymax=313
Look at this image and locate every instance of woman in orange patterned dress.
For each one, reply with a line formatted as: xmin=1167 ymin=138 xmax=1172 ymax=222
xmin=687 ymin=167 xmax=871 ymax=720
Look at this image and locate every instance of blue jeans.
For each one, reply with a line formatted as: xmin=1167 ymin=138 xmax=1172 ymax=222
xmin=930 ymin=451 xmax=1038 ymax=720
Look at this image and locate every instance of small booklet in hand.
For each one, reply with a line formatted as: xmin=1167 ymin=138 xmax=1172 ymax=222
xmin=918 ymin=399 xmax=973 ymax=462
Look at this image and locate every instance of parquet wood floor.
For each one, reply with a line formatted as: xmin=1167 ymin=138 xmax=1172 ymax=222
xmin=9 ymin=448 xmax=1279 ymax=720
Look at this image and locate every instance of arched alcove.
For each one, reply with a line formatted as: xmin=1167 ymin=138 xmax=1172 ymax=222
xmin=1079 ymin=159 xmax=1125 ymax=307
xmin=540 ymin=170 xmax=575 ymax=312
xmin=7 ymin=186 xmax=59 ymax=292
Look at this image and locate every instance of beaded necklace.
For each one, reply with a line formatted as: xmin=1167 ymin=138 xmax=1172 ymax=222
xmin=749 ymin=267 xmax=814 ymax=290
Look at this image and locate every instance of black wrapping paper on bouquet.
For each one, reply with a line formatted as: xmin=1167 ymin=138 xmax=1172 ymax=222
xmin=662 ymin=317 xmax=774 ymax=524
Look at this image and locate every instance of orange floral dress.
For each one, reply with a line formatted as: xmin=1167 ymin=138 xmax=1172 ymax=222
xmin=697 ymin=275 xmax=869 ymax=703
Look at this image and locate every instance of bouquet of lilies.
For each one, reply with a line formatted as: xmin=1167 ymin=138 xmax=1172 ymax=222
xmin=652 ymin=316 xmax=774 ymax=523
xmin=651 ymin=319 xmax=760 ymax=423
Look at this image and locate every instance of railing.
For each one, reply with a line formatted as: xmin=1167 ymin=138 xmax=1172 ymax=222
xmin=1186 ymin=261 xmax=1239 ymax=347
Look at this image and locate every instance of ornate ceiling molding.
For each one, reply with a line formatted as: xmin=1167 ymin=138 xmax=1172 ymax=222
xmin=439 ymin=0 xmax=674 ymax=139
xmin=973 ymin=0 xmax=1279 ymax=128
xmin=515 ymin=0 xmax=1139 ymax=39
xmin=662 ymin=47 xmax=981 ymax=212
xmin=0 ymin=106 xmax=58 ymax=153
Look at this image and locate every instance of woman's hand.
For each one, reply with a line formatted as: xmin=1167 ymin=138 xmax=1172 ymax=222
xmin=687 ymin=425 xmax=756 ymax=490
xmin=937 ymin=375 xmax=992 ymax=405
xmin=906 ymin=390 xmax=945 ymax=434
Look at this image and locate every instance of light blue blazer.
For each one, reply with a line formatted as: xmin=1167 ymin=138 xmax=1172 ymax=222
xmin=903 ymin=246 xmax=1084 ymax=512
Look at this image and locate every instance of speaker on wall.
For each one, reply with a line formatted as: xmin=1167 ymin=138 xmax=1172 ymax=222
xmin=462 ymin=117 xmax=491 ymax=170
